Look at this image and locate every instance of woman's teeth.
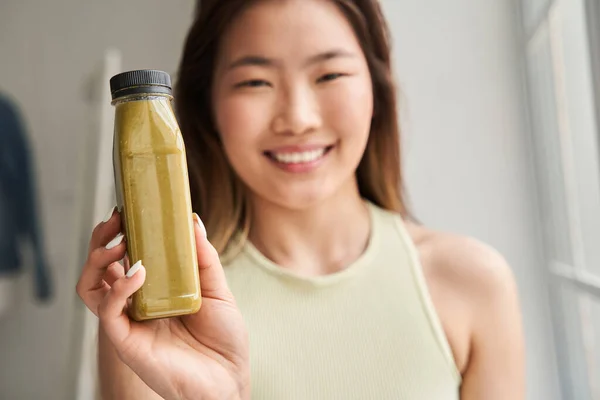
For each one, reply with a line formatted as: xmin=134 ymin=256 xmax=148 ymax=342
xmin=271 ymin=148 xmax=326 ymax=164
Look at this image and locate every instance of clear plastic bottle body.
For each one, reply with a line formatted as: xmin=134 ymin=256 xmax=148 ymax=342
xmin=112 ymin=93 xmax=201 ymax=321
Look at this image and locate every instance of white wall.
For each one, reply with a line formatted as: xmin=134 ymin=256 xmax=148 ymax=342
xmin=380 ymin=1 xmax=561 ymax=399
xmin=0 ymin=1 xmax=194 ymax=399
xmin=0 ymin=0 xmax=560 ymax=399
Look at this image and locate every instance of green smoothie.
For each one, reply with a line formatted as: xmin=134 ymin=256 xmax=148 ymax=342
xmin=110 ymin=70 xmax=201 ymax=321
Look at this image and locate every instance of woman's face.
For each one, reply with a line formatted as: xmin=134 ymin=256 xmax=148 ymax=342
xmin=212 ymin=0 xmax=373 ymax=210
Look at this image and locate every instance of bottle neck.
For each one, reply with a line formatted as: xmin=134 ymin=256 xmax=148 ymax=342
xmin=111 ymin=92 xmax=173 ymax=106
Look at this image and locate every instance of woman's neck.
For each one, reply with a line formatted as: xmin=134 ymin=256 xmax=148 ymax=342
xmin=248 ymin=183 xmax=371 ymax=277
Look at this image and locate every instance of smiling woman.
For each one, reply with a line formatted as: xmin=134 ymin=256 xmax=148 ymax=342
xmin=176 ymin=0 xmax=407 ymax=254
xmin=74 ymin=0 xmax=526 ymax=399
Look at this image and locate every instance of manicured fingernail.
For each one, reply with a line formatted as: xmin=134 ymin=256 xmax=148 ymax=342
xmin=126 ymin=260 xmax=142 ymax=278
xmin=105 ymin=233 xmax=124 ymax=250
xmin=193 ymin=213 xmax=207 ymax=238
xmin=102 ymin=206 xmax=116 ymax=223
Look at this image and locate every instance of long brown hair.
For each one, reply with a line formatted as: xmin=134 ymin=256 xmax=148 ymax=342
xmin=175 ymin=0 xmax=410 ymax=255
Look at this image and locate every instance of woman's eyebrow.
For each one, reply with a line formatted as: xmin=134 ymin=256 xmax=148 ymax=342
xmin=228 ymin=55 xmax=278 ymax=70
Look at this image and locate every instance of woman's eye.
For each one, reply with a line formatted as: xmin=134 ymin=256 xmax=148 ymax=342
xmin=317 ymin=73 xmax=346 ymax=83
xmin=235 ymin=80 xmax=271 ymax=88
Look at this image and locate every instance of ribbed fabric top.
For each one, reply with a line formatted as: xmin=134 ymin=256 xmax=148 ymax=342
xmin=223 ymin=202 xmax=461 ymax=399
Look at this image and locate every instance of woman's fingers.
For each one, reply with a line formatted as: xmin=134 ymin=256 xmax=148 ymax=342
xmin=104 ymin=261 xmax=125 ymax=286
xmin=76 ymin=225 xmax=127 ymax=316
xmin=89 ymin=206 xmax=121 ymax=250
xmin=192 ymin=213 xmax=233 ymax=302
xmin=98 ymin=262 xmax=146 ymax=348
xmin=122 ymin=253 xmax=131 ymax=274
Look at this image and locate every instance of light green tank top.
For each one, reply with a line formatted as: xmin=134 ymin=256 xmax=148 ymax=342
xmin=223 ymin=202 xmax=461 ymax=399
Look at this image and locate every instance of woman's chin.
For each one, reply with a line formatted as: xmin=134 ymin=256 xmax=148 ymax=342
xmin=272 ymin=194 xmax=329 ymax=211
xmin=254 ymin=182 xmax=347 ymax=211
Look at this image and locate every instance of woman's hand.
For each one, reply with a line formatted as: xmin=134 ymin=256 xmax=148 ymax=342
xmin=76 ymin=209 xmax=250 ymax=400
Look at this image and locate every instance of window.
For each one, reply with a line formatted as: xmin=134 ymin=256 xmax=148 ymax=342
xmin=520 ymin=0 xmax=600 ymax=398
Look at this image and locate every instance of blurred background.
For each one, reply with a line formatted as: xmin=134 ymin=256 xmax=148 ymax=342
xmin=0 ymin=0 xmax=599 ymax=399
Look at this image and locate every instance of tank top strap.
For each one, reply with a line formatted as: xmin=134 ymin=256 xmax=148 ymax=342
xmin=367 ymin=202 xmax=462 ymax=383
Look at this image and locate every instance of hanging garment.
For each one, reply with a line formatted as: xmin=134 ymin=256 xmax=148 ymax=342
xmin=0 ymin=93 xmax=52 ymax=302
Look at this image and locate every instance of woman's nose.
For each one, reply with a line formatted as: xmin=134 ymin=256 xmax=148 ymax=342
xmin=271 ymin=87 xmax=323 ymax=136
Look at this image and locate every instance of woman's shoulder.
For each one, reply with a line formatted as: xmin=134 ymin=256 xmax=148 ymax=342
xmin=371 ymin=203 xmax=516 ymax=291
xmin=402 ymin=221 xmax=521 ymax=373
xmin=403 ymin=221 xmax=517 ymax=300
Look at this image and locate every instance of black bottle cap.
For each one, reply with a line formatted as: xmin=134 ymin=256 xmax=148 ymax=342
xmin=109 ymin=69 xmax=172 ymax=100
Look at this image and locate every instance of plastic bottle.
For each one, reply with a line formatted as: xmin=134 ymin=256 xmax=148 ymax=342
xmin=110 ymin=69 xmax=201 ymax=321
